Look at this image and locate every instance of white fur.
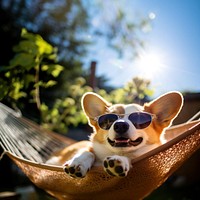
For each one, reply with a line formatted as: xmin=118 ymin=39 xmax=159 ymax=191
xmin=46 ymin=156 xmax=61 ymax=165
xmin=124 ymin=104 xmax=143 ymax=113
xmin=104 ymin=155 xmax=131 ymax=176
xmin=108 ymin=155 xmax=131 ymax=169
xmin=64 ymin=151 xmax=95 ymax=177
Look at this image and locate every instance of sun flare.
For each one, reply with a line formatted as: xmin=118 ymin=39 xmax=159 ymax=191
xmin=136 ymin=52 xmax=165 ymax=79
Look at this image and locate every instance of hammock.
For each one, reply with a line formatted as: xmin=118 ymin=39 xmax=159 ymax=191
xmin=0 ymin=102 xmax=200 ymax=200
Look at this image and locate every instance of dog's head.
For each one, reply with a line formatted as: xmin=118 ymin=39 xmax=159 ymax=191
xmin=82 ymin=92 xmax=183 ymax=155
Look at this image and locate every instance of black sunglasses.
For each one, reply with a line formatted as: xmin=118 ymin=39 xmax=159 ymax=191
xmin=94 ymin=112 xmax=156 ymax=130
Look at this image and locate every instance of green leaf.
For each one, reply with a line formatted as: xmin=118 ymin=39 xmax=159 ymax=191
xmin=13 ymin=40 xmax=38 ymax=56
xmin=41 ymin=65 xmax=49 ymax=71
xmin=5 ymin=71 xmax=11 ymax=77
xmin=62 ymin=98 xmax=75 ymax=107
xmin=40 ymin=103 xmax=48 ymax=112
xmin=40 ymin=103 xmax=49 ymax=119
xmin=46 ymin=53 xmax=57 ymax=61
xmin=0 ymin=80 xmax=9 ymax=100
xmin=23 ymin=74 xmax=35 ymax=88
xmin=44 ymin=80 xmax=57 ymax=88
xmin=21 ymin=28 xmax=40 ymax=42
xmin=45 ymin=64 xmax=64 ymax=77
xmin=9 ymin=53 xmax=35 ymax=69
xmin=36 ymin=38 xmax=53 ymax=55
xmin=9 ymin=82 xmax=27 ymax=100
xmin=51 ymin=65 xmax=64 ymax=77
xmin=51 ymin=108 xmax=59 ymax=117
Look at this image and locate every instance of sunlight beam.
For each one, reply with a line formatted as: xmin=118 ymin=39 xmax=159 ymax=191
xmin=136 ymin=51 xmax=166 ymax=79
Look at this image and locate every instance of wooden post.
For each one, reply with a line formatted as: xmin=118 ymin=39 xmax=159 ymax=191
xmin=90 ymin=61 xmax=97 ymax=89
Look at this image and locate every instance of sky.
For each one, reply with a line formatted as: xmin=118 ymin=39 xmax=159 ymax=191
xmin=85 ymin=0 xmax=200 ymax=97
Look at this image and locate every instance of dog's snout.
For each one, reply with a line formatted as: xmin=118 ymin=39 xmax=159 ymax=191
xmin=114 ymin=121 xmax=129 ymax=134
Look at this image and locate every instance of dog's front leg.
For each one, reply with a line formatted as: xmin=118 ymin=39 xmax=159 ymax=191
xmin=63 ymin=151 xmax=95 ymax=178
xmin=103 ymin=155 xmax=131 ymax=177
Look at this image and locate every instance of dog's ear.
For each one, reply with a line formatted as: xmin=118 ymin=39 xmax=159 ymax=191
xmin=82 ymin=92 xmax=111 ymax=120
xmin=144 ymin=91 xmax=183 ymax=128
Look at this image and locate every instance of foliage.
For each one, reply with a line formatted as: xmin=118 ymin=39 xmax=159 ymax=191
xmin=0 ymin=0 xmax=90 ymax=63
xmin=40 ymin=77 xmax=92 ymax=133
xmin=0 ymin=0 xmax=152 ymax=65
xmin=0 ymin=29 xmax=153 ymax=134
xmin=90 ymin=1 xmax=152 ymax=58
xmin=98 ymin=77 xmax=154 ymax=104
xmin=0 ymin=29 xmax=60 ymax=102
xmin=0 ymin=1 xmax=154 ymax=133
xmin=0 ymin=29 xmax=92 ymax=133
xmin=0 ymin=0 xmax=91 ymax=97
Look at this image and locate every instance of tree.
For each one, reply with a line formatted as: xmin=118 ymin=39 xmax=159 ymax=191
xmin=0 ymin=0 xmax=90 ymax=95
xmin=0 ymin=29 xmax=91 ymax=133
xmin=89 ymin=1 xmax=151 ymax=58
xmin=0 ymin=1 xmax=154 ymax=132
xmin=0 ymin=0 xmax=90 ymax=61
xmin=0 ymin=0 xmax=152 ymax=68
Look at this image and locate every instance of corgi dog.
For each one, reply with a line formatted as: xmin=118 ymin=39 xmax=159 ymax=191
xmin=47 ymin=91 xmax=183 ymax=178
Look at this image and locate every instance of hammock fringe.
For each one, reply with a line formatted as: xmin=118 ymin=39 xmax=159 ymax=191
xmin=0 ymin=150 xmax=6 ymax=161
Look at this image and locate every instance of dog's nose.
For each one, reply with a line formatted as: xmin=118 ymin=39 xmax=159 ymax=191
xmin=114 ymin=121 xmax=129 ymax=134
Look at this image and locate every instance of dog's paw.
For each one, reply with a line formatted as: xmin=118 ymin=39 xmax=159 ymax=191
xmin=64 ymin=161 xmax=88 ymax=178
xmin=103 ymin=155 xmax=130 ymax=177
xmin=63 ymin=151 xmax=95 ymax=178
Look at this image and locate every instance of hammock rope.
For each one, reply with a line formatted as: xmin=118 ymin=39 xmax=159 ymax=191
xmin=0 ymin=102 xmax=70 ymax=163
xmin=187 ymin=110 xmax=200 ymax=123
xmin=0 ymin=150 xmax=6 ymax=161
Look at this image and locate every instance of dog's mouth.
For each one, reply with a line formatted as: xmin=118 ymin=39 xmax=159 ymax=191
xmin=107 ymin=137 xmax=143 ymax=148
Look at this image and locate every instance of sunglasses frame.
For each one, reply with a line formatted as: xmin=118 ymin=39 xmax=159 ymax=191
xmin=93 ymin=112 xmax=156 ymax=130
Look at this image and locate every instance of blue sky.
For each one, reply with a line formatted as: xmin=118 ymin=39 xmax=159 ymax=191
xmin=85 ymin=0 xmax=200 ymax=97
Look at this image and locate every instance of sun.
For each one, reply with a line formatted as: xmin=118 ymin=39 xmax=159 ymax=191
xmin=136 ymin=51 xmax=165 ymax=79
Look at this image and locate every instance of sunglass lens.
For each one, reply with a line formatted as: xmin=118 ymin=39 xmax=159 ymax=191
xmin=128 ymin=112 xmax=152 ymax=129
xmin=98 ymin=114 xmax=118 ymax=130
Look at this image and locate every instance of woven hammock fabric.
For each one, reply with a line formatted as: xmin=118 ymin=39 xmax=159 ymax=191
xmin=0 ymin=102 xmax=200 ymax=200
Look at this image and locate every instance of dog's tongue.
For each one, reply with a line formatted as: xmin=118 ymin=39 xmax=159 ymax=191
xmin=109 ymin=137 xmax=143 ymax=147
xmin=115 ymin=138 xmax=130 ymax=144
